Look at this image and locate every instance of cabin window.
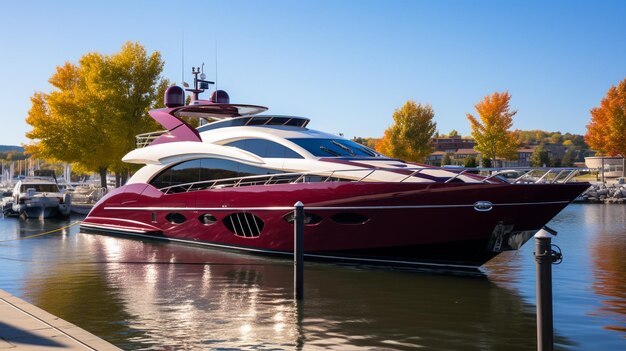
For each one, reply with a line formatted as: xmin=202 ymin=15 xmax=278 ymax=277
xmin=289 ymin=138 xmax=379 ymax=157
xmin=150 ymin=158 xmax=283 ymax=192
xmin=225 ymin=139 xmax=303 ymax=159
xmin=20 ymin=184 xmax=60 ymax=193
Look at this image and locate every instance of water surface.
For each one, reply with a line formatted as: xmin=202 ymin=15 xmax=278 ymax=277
xmin=0 ymin=204 xmax=624 ymax=350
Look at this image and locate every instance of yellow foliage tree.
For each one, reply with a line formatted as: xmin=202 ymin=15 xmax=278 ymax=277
xmin=376 ymin=100 xmax=436 ymax=162
xmin=467 ymin=92 xmax=519 ymax=167
xmin=25 ymin=42 xmax=164 ymax=187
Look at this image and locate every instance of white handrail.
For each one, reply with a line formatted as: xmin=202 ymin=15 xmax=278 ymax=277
xmin=158 ymin=167 xmax=588 ymax=194
xmin=135 ymin=130 xmax=168 ymax=148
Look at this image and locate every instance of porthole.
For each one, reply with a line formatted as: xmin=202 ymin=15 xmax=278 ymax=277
xmin=198 ymin=214 xmax=217 ymax=225
xmin=165 ymin=212 xmax=187 ymax=224
xmin=223 ymin=213 xmax=264 ymax=238
xmin=283 ymin=212 xmax=323 ymax=225
xmin=331 ymin=213 xmax=369 ymax=225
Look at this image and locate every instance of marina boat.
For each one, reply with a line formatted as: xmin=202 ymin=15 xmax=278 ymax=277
xmin=67 ymin=184 xmax=107 ymax=215
xmin=81 ymin=71 xmax=589 ymax=270
xmin=8 ymin=177 xmax=71 ymax=218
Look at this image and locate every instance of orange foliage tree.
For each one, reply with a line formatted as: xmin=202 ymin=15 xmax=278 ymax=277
xmin=585 ymin=78 xmax=626 ymax=158
xmin=467 ymin=92 xmax=519 ymax=167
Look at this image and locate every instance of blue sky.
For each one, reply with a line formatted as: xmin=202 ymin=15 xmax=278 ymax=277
xmin=1 ymin=0 xmax=625 ymax=146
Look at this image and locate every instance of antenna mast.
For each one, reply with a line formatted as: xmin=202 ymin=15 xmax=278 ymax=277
xmin=181 ymin=31 xmax=185 ymax=84
xmin=186 ymin=65 xmax=214 ymax=101
xmin=215 ymin=41 xmax=218 ymax=92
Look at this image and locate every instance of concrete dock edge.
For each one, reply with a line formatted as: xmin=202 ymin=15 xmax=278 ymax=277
xmin=0 ymin=289 xmax=122 ymax=350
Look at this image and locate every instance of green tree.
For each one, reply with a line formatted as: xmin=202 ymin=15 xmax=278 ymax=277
xmin=561 ymin=148 xmax=576 ymax=167
xmin=464 ymin=155 xmax=477 ymax=168
xmin=376 ymin=100 xmax=437 ymax=162
xmin=25 ymin=42 xmax=165 ymax=188
xmin=441 ymin=154 xmax=451 ymax=166
xmin=467 ymin=92 xmax=519 ymax=167
xmin=530 ymin=144 xmax=550 ymax=167
xmin=482 ymin=157 xmax=492 ymax=168
xmin=449 ymin=129 xmax=459 ymax=137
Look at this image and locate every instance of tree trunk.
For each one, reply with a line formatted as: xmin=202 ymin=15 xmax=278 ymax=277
xmin=115 ymin=173 xmax=121 ymax=188
xmin=98 ymin=167 xmax=108 ymax=190
xmin=121 ymin=169 xmax=129 ymax=186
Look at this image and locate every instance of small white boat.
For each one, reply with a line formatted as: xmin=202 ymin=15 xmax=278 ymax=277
xmin=10 ymin=178 xmax=71 ymax=218
xmin=67 ymin=184 xmax=106 ymax=215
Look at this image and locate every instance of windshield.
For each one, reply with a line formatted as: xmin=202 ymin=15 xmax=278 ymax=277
xmin=20 ymin=184 xmax=60 ymax=193
xmin=289 ymin=138 xmax=380 ymax=157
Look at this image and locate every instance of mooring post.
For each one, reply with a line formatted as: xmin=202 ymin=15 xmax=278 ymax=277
xmin=535 ymin=226 xmax=558 ymax=351
xmin=601 ymin=157 xmax=605 ymax=184
xmin=294 ymin=201 xmax=304 ymax=300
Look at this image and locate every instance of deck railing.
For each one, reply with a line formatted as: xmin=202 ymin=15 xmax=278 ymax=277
xmin=135 ymin=130 xmax=167 ymax=148
xmin=158 ymin=167 xmax=587 ymax=194
xmin=449 ymin=167 xmax=584 ymax=184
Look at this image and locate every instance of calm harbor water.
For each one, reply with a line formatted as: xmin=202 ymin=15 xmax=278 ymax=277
xmin=0 ymin=204 xmax=624 ymax=350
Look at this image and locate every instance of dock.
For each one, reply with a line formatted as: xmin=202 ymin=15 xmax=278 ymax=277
xmin=0 ymin=289 xmax=121 ymax=350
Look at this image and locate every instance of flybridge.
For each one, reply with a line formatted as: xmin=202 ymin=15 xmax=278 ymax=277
xmin=136 ymin=65 xmax=312 ymax=148
xmin=196 ymin=115 xmax=310 ymax=133
xmin=135 ymin=114 xmax=311 ymax=148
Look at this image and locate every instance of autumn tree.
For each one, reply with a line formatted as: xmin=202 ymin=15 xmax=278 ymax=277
xmin=376 ymin=101 xmax=437 ymax=162
xmin=585 ymin=77 xmax=626 ymax=176
xmin=25 ymin=42 xmax=164 ymax=188
xmin=467 ymin=92 xmax=519 ymax=167
xmin=352 ymin=137 xmax=380 ymax=150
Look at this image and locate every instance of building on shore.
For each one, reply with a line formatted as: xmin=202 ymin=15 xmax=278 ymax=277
xmin=500 ymin=148 xmax=534 ymax=168
xmin=431 ymin=135 xmax=476 ymax=153
xmin=584 ymin=156 xmax=625 ymax=178
xmin=426 ymin=139 xmax=574 ymax=168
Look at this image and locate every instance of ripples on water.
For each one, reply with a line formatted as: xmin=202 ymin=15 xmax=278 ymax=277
xmin=0 ymin=205 xmax=624 ymax=350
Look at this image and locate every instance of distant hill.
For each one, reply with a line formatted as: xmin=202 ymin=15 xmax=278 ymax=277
xmin=0 ymin=145 xmax=25 ymax=153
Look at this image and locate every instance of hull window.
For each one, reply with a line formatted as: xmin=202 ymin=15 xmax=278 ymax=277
xmin=331 ymin=213 xmax=370 ymax=225
xmin=199 ymin=214 xmax=217 ymax=225
xmin=283 ymin=212 xmax=323 ymax=225
xmin=165 ymin=212 xmax=187 ymax=224
xmin=223 ymin=213 xmax=264 ymax=238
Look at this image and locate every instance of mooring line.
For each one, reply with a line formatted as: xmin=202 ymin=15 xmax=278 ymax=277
xmin=0 ymin=221 xmax=81 ymax=243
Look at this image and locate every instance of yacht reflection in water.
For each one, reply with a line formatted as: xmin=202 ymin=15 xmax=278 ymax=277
xmin=18 ymin=231 xmax=578 ymax=351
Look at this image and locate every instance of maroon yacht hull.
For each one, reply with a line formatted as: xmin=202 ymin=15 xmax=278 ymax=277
xmin=81 ymin=181 xmax=589 ymax=269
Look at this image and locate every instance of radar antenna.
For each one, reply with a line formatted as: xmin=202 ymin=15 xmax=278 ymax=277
xmin=186 ymin=65 xmax=215 ymax=101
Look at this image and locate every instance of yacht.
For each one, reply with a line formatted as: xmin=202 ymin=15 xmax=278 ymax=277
xmin=10 ymin=177 xmax=71 ymax=218
xmin=81 ymin=70 xmax=589 ymax=270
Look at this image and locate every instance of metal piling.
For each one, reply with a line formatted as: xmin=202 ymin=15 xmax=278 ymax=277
xmin=535 ymin=226 xmax=559 ymax=351
xmin=294 ymin=201 xmax=304 ymax=300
